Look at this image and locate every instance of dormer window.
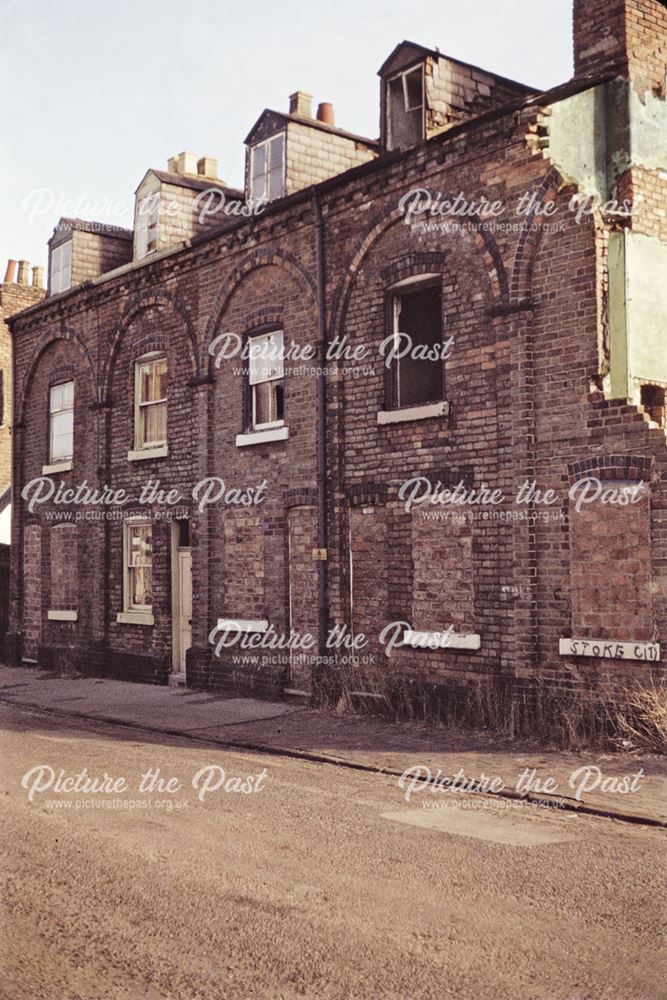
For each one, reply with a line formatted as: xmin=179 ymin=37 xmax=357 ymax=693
xmin=50 ymin=240 xmax=72 ymax=294
xmin=136 ymin=194 xmax=160 ymax=258
xmin=250 ymin=134 xmax=285 ymax=203
xmin=387 ymin=65 xmax=424 ymax=150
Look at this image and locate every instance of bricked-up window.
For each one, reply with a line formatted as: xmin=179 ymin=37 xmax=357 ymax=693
xmin=136 ymin=194 xmax=160 ymax=258
xmin=49 ymin=240 xmax=72 ymax=294
xmin=250 ymin=134 xmax=285 ymax=203
xmin=387 ymin=66 xmax=424 ymax=150
xmin=49 ymin=381 xmax=74 ymax=464
xmin=124 ymin=520 xmax=153 ymax=612
xmin=0 ymin=370 xmax=4 ymax=426
xmin=569 ymin=483 xmax=653 ymax=641
xmin=248 ymin=330 xmax=284 ymax=429
xmin=134 ymin=354 xmax=167 ymax=449
xmin=50 ymin=524 xmax=77 ymax=611
xmin=388 ymin=283 xmax=443 ymax=408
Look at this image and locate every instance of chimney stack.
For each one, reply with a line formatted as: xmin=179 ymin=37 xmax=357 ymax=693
xmin=197 ymin=156 xmax=218 ymax=179
xmin=572 ymin=0 xmax=667 ymax=95
xmin=289 ymin=91 xmax=313 ymax=118
xmin=3 ymin=260 xmax=17 ymax=283
xmin=168 ymin=151 xmax=198 ymax=176
xmin=316 ymin=102 xmax=335 ymax=126
xmin=17 ymin=260 xmax=30 ymax=285
xmin=32 ymin=265 xmax=44 ymax=289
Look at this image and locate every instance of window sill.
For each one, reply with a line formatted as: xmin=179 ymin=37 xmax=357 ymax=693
xmin=377 ymin=401 xmax=449 ymax=425
xmin=217 ymin=618 xmax=268 ymax=633
xmin=116 ymin=611 xmax=155 ymax=626
xmin=235 ymin=426 xmax=289 ymax=448
xmin=127 ymin=444 xmax=168 ymax=462
xmin=47 ymin=609 xmax=78 ymax=622
xmin=403 ymin=630 xmax=481 ymax=651
xmin=42 ymin=460 xmax=72 ymax=475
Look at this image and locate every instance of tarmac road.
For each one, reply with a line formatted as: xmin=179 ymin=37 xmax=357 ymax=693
xmin=1 ymin=703 xmax=665 ymax=1000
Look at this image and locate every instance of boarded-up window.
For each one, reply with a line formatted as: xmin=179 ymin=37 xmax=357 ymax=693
xmin=569 ymin=483 xmax=653 ymax=640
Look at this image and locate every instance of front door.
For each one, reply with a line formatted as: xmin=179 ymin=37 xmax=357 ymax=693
xmin=176 ymin=548 xmax=192 ymax=671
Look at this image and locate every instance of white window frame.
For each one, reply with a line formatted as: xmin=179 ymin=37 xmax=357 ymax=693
xmin=248 ymin=330 xmax=284 ymax=431
xmin=401 ymin=66 xmax=424 ymax=112
xmin=48 ymin=380 xmax=74 ymax=464
xmin=386 ymin=65 xmax=425 ymax=149
xmin=122 ymin=518 xmax=153 ymax=616
xmin=50 ymin=240 xmax=72 ymax=294
xmin=136 ymin=193 xmax=160 ymax=258
xmin=134 ymin=353 xmax=167 ymax=451
xmin=388 ymin=274 xmax=443 ymax=410
xmin=249 ymin=133 xmax=285 ymax=203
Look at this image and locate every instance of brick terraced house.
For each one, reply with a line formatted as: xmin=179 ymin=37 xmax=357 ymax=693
xmin=6 ymin=0 xmax=667 ymax=713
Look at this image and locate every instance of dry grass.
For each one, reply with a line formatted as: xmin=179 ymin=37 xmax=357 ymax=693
xmin=324 ymin=660 xmax=667 ymax=753
xmin=615 ymin=681 xmax=667 ymax=754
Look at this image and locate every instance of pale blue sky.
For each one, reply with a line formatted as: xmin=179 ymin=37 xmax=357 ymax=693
xmin=1 ymin=0 xmax=573 ymax=273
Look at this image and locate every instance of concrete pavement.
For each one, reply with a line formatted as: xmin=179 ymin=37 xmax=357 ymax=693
xmin=1 ymin=663 xmax=665 ymax=827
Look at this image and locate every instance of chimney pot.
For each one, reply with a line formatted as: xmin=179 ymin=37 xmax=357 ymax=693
xmin=316 ymin=102 xmax=335 ymax=126
xmin=197 ymin=155 xmax=218 ymax=178
xmin=3 ymin=260 xmax=17 ymax=283
xmin=289 ymin=91 xmax=313 ymax=118
xmin=32 ymin=265 xmax=44 ymax=289
xmin=17 ymin=260 xmax=30 ymax=285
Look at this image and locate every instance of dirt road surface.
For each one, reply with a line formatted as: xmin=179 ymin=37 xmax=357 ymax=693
xmin=1 ymin=704 xmax=664 ymax=1000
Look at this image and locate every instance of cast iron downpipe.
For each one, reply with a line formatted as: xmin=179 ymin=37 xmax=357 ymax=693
xmin=312 ymin=191 xmax=328 ymax=685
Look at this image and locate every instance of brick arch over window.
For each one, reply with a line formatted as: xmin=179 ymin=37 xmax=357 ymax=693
xmin=102 ymin=291 xmax=198 ymax=400
xmin=510 ymin=166 xmax=584 ymax=304
xmin=567 ymin=454 xmax=654 ymax=486
xmin=201 ymin=248 xmax=318 ymax=373
xmin=16 ymin=325 xmax=97 ymax=423
xmin=379 ymin=252 xmax=446 ymax=287
xmin=330 ymin=197 xmax=507 ymax=339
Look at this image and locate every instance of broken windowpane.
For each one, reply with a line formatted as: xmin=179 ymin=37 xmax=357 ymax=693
xmin=387 ymin=66 xmax=424 ymax=149
xmin=390 ymin=284 xmax=443 ymax=407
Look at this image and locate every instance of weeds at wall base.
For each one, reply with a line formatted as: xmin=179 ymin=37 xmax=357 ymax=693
xmin=315 ymin=663 xmax=667 ymax=753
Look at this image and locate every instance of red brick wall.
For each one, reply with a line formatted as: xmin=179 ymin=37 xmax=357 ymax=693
xmin=570 ymin=490 xmax=653 ymax=641
xmin=0 ymin=281 xmax=44 ymax=493
xmin=49 ymin=523 xmax=77 ymax=610
xmin=22 ymin=523 xmax=41 ymax=659
xmin=573 ymin=0 xmax=667 ymax=97
xmin=7 ymin=51 xmax=666 ymax=703
xmin=287 ymin=503 xmax=318 ymax=691
xmin=411 ymin=510 xmax=474 ymax=634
